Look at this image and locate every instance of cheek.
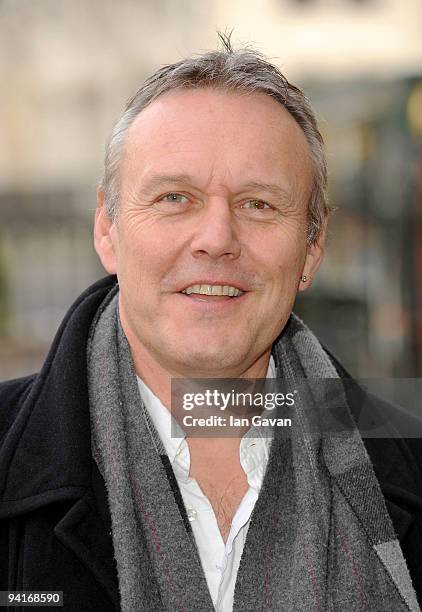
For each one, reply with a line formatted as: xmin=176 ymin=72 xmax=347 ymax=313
xmin=262 ymin=237 xmax=306 ymax=279
xmin=121 ymin=210 xmax=188 ymax=257
xmin=276 ymin=252 xmax=304 ymax=277
xmin=116 ymin=231 xmax=181 ymax=307
xmin=116 ymin=219 xmax=164 ymax=270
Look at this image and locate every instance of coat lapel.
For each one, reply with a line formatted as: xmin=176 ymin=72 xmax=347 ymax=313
xmin=54 ymin=481 xmax=120 ymax=609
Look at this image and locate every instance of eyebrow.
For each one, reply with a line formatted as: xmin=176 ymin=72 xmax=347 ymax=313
xmin=238 ymin=180 xmax=292 ymax=201
xmin=139 ymin=173 xmax=293 ymax=202
xmin=139 ymin=174 xmax=194 ymax=196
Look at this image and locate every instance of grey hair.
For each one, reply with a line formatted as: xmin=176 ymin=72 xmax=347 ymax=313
xmin=100 ymin=33 xmax=330 ymax=244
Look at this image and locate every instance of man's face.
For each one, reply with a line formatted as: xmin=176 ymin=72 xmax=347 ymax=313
xmin=95 ymin=88 xmax=325 ymax=377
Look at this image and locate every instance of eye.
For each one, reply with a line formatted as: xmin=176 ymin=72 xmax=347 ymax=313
xmin=153 ymin=192 xmax=191 ymax=213
xmin=160 ymin=193 xmax=189 ymax=204
xmin=241 ymin=199 xmax=273 ymax=211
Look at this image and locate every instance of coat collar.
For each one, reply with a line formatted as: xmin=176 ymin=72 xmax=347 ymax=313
xmin=0 ymin=275 xmax=118 ymax=514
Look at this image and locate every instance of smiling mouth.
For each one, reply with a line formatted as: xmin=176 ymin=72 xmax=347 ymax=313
xmin=180 ymin=284 xmax=245 ymax=297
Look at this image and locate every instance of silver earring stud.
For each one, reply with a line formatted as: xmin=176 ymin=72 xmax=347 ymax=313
xmin=301 ymin=275 xmax=307 ymax=282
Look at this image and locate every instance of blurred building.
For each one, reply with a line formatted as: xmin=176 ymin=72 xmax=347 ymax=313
xmin=215 ymin=0 xmax=422 ymax=80
xmin=0 ymin=0 xmax=421 ymax=378
xmin=295 ymin=78 xmax=422 ymax=376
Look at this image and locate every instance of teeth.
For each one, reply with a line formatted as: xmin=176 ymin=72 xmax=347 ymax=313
xmin=182 ymin=284 xmax=244 ymax=297
xmin=185 ymin=284 xmax=200 ymax=295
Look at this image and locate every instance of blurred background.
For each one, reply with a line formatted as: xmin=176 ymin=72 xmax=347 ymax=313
xmin=1 ymin=0 xmax=422 ymax=379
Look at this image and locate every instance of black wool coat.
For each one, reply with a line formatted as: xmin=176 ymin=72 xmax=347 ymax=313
xmin=1 ymin=275 xmax=422 ymax=611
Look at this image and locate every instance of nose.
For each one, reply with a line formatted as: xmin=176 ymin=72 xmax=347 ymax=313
xmin=189 ymin=197 xmax=241 ymax=261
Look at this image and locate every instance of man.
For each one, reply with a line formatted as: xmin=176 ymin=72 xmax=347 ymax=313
xmin=1 ymin=37 xmax=422 ymax=611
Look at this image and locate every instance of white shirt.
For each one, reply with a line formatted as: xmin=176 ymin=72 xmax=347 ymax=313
xmin=137 ymin=357 xmax=275 ymax=612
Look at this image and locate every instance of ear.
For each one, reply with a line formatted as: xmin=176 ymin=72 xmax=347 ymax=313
xmin=298 ymin=216 xmax=328 ymax=292
xmin=93 ymin=187 xmax=118 ymax=274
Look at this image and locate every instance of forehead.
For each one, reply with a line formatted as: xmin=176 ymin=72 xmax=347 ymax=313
xmin=122 ymin=88 xmax=312 ymax=196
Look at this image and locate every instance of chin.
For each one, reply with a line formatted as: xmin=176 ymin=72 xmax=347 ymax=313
xmin=174 ymin=345 xmax=244 ymax=376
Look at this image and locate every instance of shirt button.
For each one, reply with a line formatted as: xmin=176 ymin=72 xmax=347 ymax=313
xmin=187 ymin=508 xmax=197 ymax=522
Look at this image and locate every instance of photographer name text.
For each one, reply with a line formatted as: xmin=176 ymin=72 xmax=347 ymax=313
xmin=182 ymin=414 xmax=292 ymax=427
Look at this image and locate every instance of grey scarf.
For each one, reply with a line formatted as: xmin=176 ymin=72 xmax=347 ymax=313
xmin=87 ymin=287 xmax=419 ymax=612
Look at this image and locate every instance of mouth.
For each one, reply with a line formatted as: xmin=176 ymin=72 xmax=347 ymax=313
xmin=180 ymin=283 xmax=245 ymax=298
